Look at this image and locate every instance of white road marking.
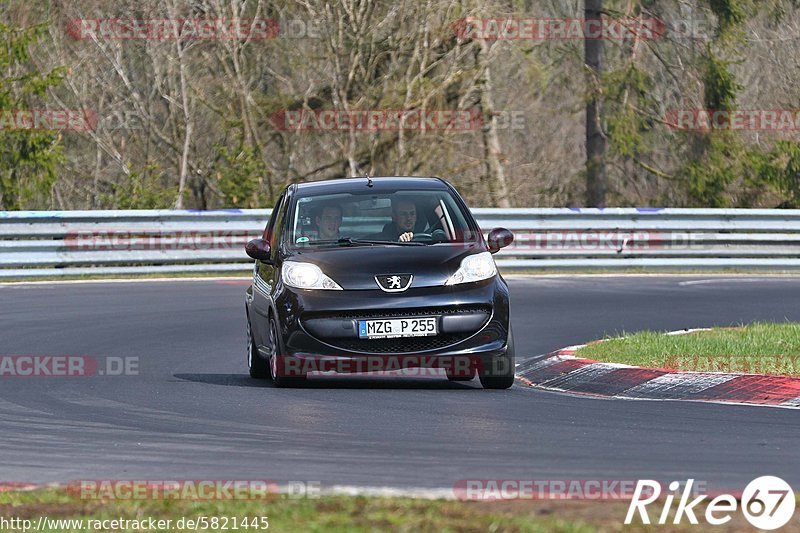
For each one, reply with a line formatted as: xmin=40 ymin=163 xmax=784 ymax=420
xmin=780 ymin=397 xmax=800 ymax=407
xmin=679 ymin=277 xmax=800 ymax=286
xmin=558 ymin=344 xmax=587 ymax=354
xmin=322 ymin=485 xmax=457 ymax=499
xmin=516 ymin=355 xmax=568 ymax=373
xmin=539 ymin=363 xmax=621 ymax=388
xmin=516 ymin=379 xmax=800 ymax=409
xmin=622 ymin=373 xmax=737 ymax=397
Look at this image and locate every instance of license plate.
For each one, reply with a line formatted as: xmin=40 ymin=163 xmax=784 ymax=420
xmin=358 ymin=317 xmax=438 ymax=339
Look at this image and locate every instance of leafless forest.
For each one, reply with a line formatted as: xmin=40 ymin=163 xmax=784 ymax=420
xmin=1 ymin=0 xmax=799 ymax=210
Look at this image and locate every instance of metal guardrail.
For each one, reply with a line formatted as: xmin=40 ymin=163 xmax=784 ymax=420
xmin=2 ymin=208 xmax=800 ymax=277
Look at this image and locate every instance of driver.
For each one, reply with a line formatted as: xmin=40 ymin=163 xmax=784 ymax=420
xmin=381 ymin=198 xmax=417 ymax=242
xmin=314 ymin=204 xmax=343 ymax=240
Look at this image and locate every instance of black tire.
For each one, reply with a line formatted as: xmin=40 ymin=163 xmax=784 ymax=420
xmin=268 ymin=317 xmax=306 ymax=387
xmin=478 ymin=325 xmax=516 ymax=390
xmin=247 ymin=316 xmax=271 ymax=379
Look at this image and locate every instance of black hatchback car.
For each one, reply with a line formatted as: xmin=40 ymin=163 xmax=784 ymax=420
xmin=244 ymin=177 xmax=515 ymax=388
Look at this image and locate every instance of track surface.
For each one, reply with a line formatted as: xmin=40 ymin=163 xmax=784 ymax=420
xmin=1 ymin=276 xmax=799 ymax=492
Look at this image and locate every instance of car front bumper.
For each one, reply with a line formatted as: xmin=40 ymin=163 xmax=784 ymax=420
xmin=271 ymin=276 xmax=511 ymax=376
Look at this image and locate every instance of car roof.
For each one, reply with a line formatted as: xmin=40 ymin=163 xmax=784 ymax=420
xmin=290 ymin=177 xmax=450 ymax=195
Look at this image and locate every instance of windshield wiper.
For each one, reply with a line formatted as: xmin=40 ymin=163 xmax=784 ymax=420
xmin=301 ymin=240 xmax=344 ymax=247
xmin=337 ymin=238 xmax=423 ymax=246
xmin=300 ymin=238 xmax=423 ymax=247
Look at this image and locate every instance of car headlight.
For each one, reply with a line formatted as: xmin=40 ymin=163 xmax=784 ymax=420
xmin=445 ymin=252 xmax=497 ymax=285
xmin=282 ymin=262 xmax=342 ymax=290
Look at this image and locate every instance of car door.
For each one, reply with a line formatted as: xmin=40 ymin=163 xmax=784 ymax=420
xmin=251 ymin=190 xmax=289 ymax=349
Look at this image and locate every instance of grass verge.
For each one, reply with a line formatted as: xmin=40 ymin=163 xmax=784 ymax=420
xmin=575 ymin=323 xmax=800 ymax=376
xmin=4 ymin=487 xmax=794 ymax=532
xmin=0 ymin=488 xmax=613 ymax=533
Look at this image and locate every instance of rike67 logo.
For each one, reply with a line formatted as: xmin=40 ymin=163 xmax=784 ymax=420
xmin=626 ymin=477 xmax=795 ymax=530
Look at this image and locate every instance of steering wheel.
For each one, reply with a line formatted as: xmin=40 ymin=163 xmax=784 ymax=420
xmin=430 ymin=229 xmax=447 ymax=242
xmin=411 ymin=233 xmax=432 ymax=242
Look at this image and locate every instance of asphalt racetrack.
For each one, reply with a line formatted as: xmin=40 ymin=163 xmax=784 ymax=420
xmin=1 ymin=276 xmax=799 ymax=493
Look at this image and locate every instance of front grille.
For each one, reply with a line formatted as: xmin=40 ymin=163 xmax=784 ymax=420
xmin=328 ymin=333 xmax=471 ymax=354
xmin=302 ymin=306 xmax=491 ymax=354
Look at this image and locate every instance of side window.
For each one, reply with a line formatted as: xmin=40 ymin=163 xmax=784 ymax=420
xmin=263 ymin=192 xmax=286 ymax=245
xmin=270 ymin=193 xmax=290 ymax=251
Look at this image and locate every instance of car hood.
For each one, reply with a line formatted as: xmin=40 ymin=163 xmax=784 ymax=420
xmin=287 ymin=243 xmax=487 ymax=290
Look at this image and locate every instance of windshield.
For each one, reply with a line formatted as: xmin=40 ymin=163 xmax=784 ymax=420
xmin=287 ymin=188 xmax=481 ymax=249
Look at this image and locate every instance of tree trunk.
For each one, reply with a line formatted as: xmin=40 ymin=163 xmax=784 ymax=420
xmin=477 ymin=41 xmax=511 ymax=208
xmin=585 ymin=0 xmax=607 ymax=207
xmin=174 ymin=39 xmax=192 ymax=210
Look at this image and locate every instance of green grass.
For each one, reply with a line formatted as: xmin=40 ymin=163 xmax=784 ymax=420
xmin=576 ymin=323 xmax=800 ymax=375
xmin=0 ymin=488 xmax=603 ymax=533
xmin=3 ymin=486 xmax=798 ymax=531
xmin=0 ymin=488 xmax=800 ymax=533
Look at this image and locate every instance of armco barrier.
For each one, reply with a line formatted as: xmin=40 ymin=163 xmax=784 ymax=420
xmin=1 ymin=208 xmax=800 ymax=277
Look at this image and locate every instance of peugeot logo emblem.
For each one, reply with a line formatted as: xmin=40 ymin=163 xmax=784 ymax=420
xmin=375 ymin=274 xmax=413 ymax=292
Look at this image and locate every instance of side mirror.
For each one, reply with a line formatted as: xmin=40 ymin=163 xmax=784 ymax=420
xmin=487 ymin=228 xmax=514 ymax=254
xmin=246 ymin=238 xmax=272 ymax=262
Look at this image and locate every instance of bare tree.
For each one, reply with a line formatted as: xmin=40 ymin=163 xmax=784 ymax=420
xmin=585 ymin=0 xmax=607 ymax=207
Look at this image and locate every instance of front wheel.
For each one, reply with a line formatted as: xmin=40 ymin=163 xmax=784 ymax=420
xmin=268 ymin=318 xmax=306 ymax=387
xmin=478 ymin=326 xmax=516 ymax=390
xmin=247 ymin=317 xmax=271 ymax=379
